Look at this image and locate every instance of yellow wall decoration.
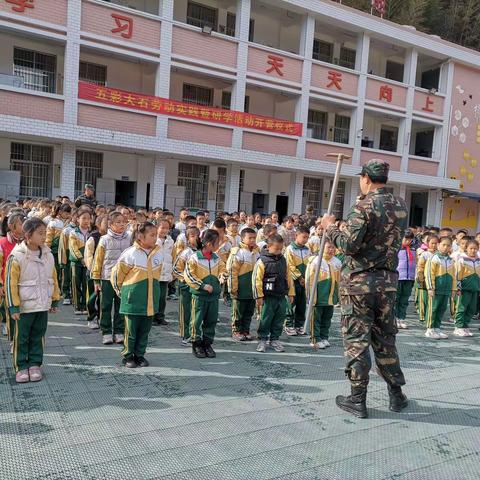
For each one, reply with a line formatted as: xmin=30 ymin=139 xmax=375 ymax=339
xmin=442 ymin=197 xmax=478 ymax=232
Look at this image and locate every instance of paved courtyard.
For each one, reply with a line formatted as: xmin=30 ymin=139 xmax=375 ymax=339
xmin=0 ymin=300 xmax=479 ymax=480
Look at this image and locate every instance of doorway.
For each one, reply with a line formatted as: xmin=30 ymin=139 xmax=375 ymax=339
xmin=409 ymin=192 xmax=428 ymax=227
xmin=275 ymin=195 xmax=288 ymax=222
xmin=115 ymin=180 xmax=136 ymax=207
xmin=252 ymin=193 xmax=268 ymax=215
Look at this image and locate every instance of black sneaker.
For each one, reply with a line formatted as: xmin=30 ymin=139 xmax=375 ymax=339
xmin=135 ymin=356 xmax=149 ymax=367
xmin=204 ymin=344 xmax=216 ymax=358
xmin=122 ymin=357 xmax=137 ymax=368
xmin=192 ymin=342 xmax=206 ymax=358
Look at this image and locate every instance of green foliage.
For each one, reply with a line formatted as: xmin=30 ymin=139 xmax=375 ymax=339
xmin=341 ymin=0 xmax=480 ymax=51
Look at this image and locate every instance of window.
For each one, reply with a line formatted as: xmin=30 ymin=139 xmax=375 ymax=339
xmin=75 ymin=151 xmax=103 ymax=199
xmin=313 ymin=39 xmax=333 ymax=63
xmin=332 ymin=181 xmax=346 ymax=219
xmin=385 ymin=60 xmax=404 ymax=82
xmin=79 ymin=61 xmax=107 ymax=86
xmin=308 ymin=109 xmax=328 ymax=140
xmin=182 ymin=83 xmax=213 ymax=106
xmin=420 ymin=68 xmax=440 ymax=90
xmin=334 ymin=114 xmax=350 ymax=144
xmin=226 ymin=12 xmax=236 ymax=37
xmin=379 ymin=126 xmax=399 ymax=152
xmin=13 ymin=47 xmax=56 ymax=93
xmin=248 ymin=19 xmax=254 ymax=42
xmin=10 ymin=142 xmax=53 ymax=198
xmin=178 ymin=162 xmax=209 ymax=209
xmin=221 ymin=91 xmax=250 ymax=112
xmin=221 ymin=91 xmax=231 ymax=110
xmin=216 ymin=167 xmax=227 ymax=213
xmin=339 ymin=47 xmax=356 ymax=70
xmin=414 ymin=129 xmax=434 ymax=158
xmin=302 ymin=177 xmax=322 ymax=216
xmin=187 ymin=1 xmax=218 ymax=30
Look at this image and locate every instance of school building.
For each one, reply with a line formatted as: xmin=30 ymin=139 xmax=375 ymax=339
xmin=1 ymin=0 xmax=480 ymax=230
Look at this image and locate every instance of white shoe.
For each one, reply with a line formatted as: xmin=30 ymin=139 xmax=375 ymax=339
xmin=453 ymin=328 xmax=468 ymax=337
xmin=270 ymin=340 xmax=285 ymax=352
xmin=87 ymin=320 xmax=99 ymax=330
xmin=284 ymin=327 xmax=297 ymax=336
xmin=296 ymin=327 xmax=307 ymax=336
xmin=435 ymin=329 xmax=448 ymax=339
xmin=465 ymin=328 xmax=474 ymax=337
xmin=310 ymin=341 xmax=326 ymax=350
xmin=256 ymin=340 xmax=267 ymax=353
xmin=74 ymin=310 xmax=83 ymax=315
xmin=322 ymin=339 xmax=331 ymax=347
xmin=397 ymin=320 xmax=408 ymax=329
xmin=425 ymin=328 xmax=440 ymax=339
xmin=113 ymin=334 xmax=124 ymax=344
xmin=102 ymin=334 xmax=113 ymax=345
xmin=63 ymin=298 xmax=71 ymax=305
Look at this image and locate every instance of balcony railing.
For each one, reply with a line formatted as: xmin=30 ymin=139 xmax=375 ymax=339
xmin=0 ymin=73 xmax=25 ymax=89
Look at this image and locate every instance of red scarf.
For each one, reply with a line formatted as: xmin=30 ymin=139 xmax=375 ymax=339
xmin=404 ymin=244 xmax=414 ymax=262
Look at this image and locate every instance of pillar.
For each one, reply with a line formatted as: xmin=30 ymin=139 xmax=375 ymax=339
xmin=401 ymin=48 xmax=418 ymax=172
xmin=60 ymin=144 xmax=76 ymax=200
xmin=231 ymin=0 xmax=251 ymax=148
xmin=155 ymin=0 xmax=174 ymax=137
xmin=225 ymin=165 xmax=241 ymax=213
xmin=426 ymin=189 xmax=442 ymax=227
xmin=352 ymin=33 xmax=370 ymax=166
xmin=295 ymin=15 xmax=315 ymax=158
xmin=288 ymin=172 xmax=304 ymax=215
xmin=64 ymin=0 xmax=81 ymax=124
xmin=152 ymin=157 xmax=166 ymax=208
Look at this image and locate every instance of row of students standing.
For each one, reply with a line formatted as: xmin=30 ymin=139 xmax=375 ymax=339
xmin=396 ymin=230 xmax=479 ymax=338
xmin=0 ymin=202 xmax=343 ymax=381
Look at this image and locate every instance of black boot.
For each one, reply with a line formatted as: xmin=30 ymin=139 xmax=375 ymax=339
xmin=388 ymin=385 xmax=408 ymax=412
xmin=336 ymin=387 xmax=368 ymax=418
xmin=203 ymin=340 xmax=216 ymax=358
xmin=192 ymin=341 xmax=206 ymax=358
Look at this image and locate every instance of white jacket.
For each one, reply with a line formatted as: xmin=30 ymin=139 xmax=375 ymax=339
xmin=156 ymin=235 xmax=174 ymax=282
xmin=6 ymin=242 xmax=60 ymax=314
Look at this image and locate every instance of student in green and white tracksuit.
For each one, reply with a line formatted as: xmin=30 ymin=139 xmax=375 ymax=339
xmin=284 ymin=226 xmax=312 ymax=336
xmin=111 ymin=223 xmax=163 ymax=369
xmin=305 ymin=241 xmax=341 ymax=350
xmin=185 ymin=229 xmax=226 ymax=359
xmin=453 ymin=240 xmax=480 ymax=337
xmin=424 ymin=236 xmax=456 ymax=340
xmin=227 ymin=228 xmax=259 ymax=341
xmin=172 ymin=226 xmax=201 ymax=345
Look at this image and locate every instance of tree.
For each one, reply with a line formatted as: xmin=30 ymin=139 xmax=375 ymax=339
xmin=340 ymin=0 xmax=480 ymax=51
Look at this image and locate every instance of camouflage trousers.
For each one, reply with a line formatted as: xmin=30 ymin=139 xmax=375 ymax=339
xmin=340 ymin=292 xmax=406 ymax=389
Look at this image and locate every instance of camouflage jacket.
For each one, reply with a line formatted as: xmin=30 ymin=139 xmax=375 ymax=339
xmin=326 ymin=187 xmax=407 ymax=295
xmin=74 ymin=194 xmax=97 ymax=209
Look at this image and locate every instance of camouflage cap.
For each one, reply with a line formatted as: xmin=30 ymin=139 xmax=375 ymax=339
xmin=85 ymin=183 xmax=94 ymax=190
xmin=358 ymin=159 xmax=390 ymax=179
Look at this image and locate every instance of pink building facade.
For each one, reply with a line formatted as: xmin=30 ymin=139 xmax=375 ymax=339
xmin=0 ymin=0 xmax=478 ymax=228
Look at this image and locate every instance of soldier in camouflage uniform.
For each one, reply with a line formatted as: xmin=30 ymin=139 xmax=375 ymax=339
xmin=75 ymin=184 xmax=98 ymax=209
xmin=321 ymin=159 xmax=408 ymax=418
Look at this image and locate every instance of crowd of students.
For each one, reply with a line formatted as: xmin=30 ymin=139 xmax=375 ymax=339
xmin=0 ymin=193 xmax=477 ymax=385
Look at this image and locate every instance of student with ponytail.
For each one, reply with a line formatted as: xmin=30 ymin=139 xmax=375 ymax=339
xmin=185 ymin=229 xmax=226 ymax=358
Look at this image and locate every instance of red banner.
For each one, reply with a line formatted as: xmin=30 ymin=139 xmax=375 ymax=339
xmin=78 ymin=82 xmax=302 ymax=136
